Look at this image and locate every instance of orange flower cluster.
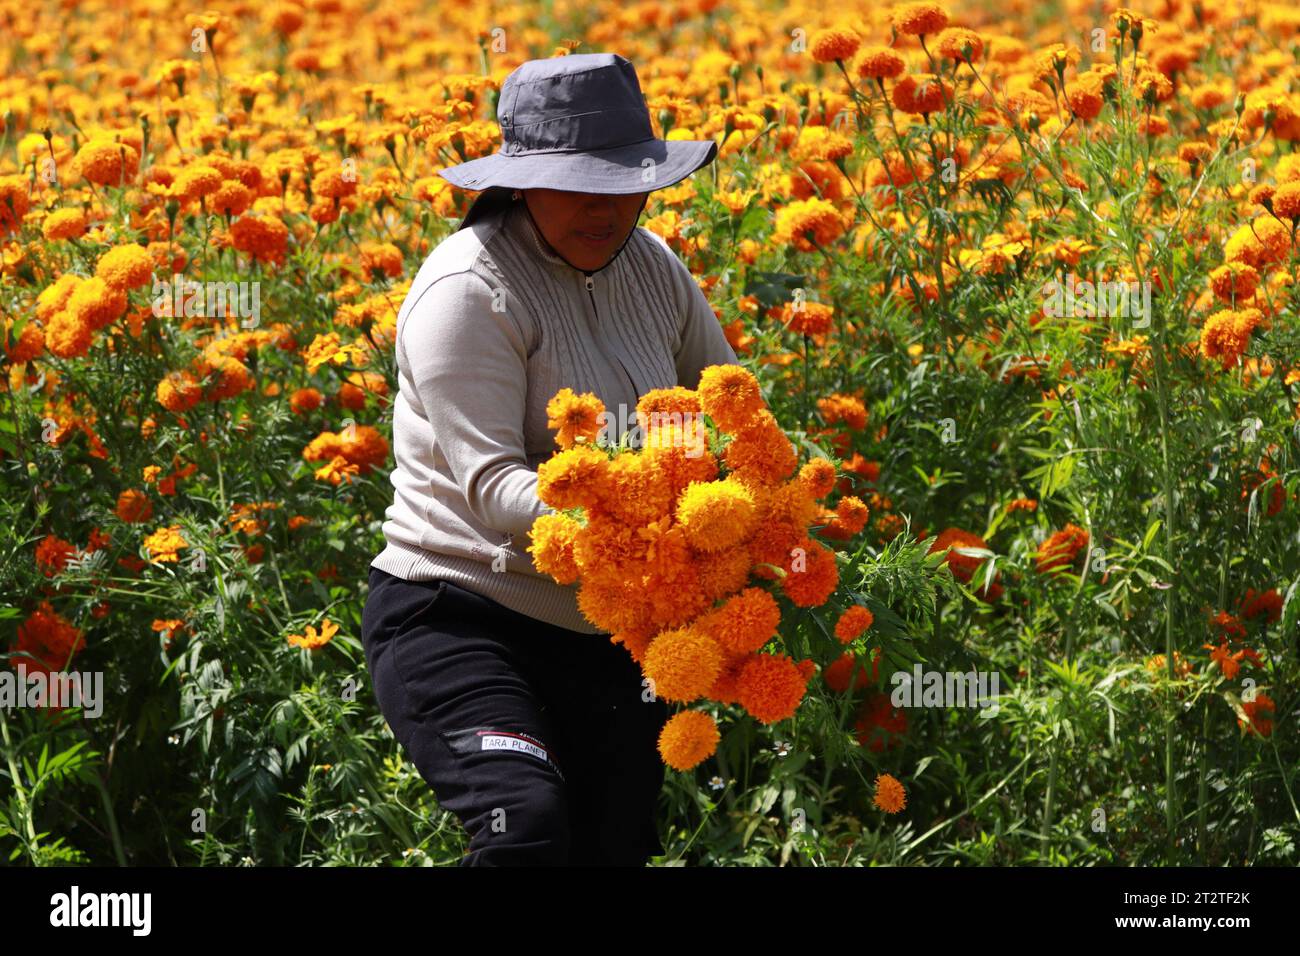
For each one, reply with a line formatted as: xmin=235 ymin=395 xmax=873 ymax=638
xmin=529 ymin=365 xmax=849 ymax=770
xmin=927 ymin=526 xmax=1002 ymax=601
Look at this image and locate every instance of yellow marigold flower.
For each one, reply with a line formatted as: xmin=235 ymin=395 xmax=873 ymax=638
xmin=536 ymin=445 xmax=610 ymax=511
xmin=45 ymin=311 xmax=94 ymax=359
xmin=302 ymin=331 xmax=367 ymax=372
xmin=41 ymin=208 xmax=88 ymax=241
xmin=855 ymin=46 xmax=906 ymax=80
xmin=143 ymin=524 xmax=188 ymax=563
xmin=772 ymin=197 xmax=848 ymax=252
xmin=67 ymin=277 xmax=128 ymax=332
xmin=287 ymin=619 xmax=339 ymax=650
xmin=873 ymin=773 xmax=907 ymax=813
xmin=35 ymin=274 xmax=81 ymax=322
xmin=546 ymin=387 xmax=606 ymax=450
xmin=95 ymin=244 xmax=155 ymax=291
xmin=696 ymin=363 xmax=763 ymax=433
xmin=817 ymin=394 xmax=867 ymax=429
xmin=834 ymin=604 xmax=874 ymax=642
xmin=810 ymin=28 xmax=861 ymax=64
xmin=642 ymin=625 xmax=726 ymax=703
xmin=890 ymin=2 xmax=949 ymax=36
xmin=657 ymin=709 xmax=720 ymax=771
xmin=697 ymin=586 xmax=781 ymax=655
xmin=1209 ymin=262 xmax=1259 ymax=302
xmin=676 ymin=477 xmax=758 ymax=552
xmin=735 ymin=652 xmax=807 ymax=724
xmin=641 ymin=423 xmax=719 ymax=497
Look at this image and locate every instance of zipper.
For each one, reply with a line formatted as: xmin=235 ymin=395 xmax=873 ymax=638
xmin=582 ymin=270 xmax=639 ymax=407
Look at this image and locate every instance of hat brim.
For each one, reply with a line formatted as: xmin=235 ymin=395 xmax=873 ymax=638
xmin=438 ymin=138 xmax=717 ymax=194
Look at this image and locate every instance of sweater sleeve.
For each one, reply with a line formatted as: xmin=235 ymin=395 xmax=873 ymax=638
xmin=397 ymin=269 xmax=551 ymax=541
xmin=650 ymin=234 xmax=741 ymax=389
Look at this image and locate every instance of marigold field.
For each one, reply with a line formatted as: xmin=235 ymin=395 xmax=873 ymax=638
xmin=2 ymin=0 xmax=1299 ymax=866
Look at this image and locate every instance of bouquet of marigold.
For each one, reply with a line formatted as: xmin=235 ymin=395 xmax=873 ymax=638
xmin=527 ymin=365 xmax=872 ymax=771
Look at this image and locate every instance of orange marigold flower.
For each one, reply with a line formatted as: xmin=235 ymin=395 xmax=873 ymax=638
xmin=724 ymin=409 xmax=798 ymax=490
xmin=779 ymin=299 xmax=834 ymax=336
xmin=289 ymin=387 xmax=324 ymax=415
xmin=696 ymin=363 xmax=764 ymax=433
xmin=546 ymin=387 xmax=606 ymax=450
xmin=115 ymin=489 xmax=153 ymax=524
xmin=799 ymin=457 xmax=838 ymax=498
xmin=14 ymin=601 xmax=86 ymax=673
xmin=95 ymin=244 xmax=155 ymax=291
xmin=735 ymin=652 xmax=807 ymax=724
xmin=1239 ymin=692 xmax=1275 ymax=738
xmin=1209 ymin=262 xmax=1259 ymax=303
xmin=642 ymin=625 xmax=726 ymax=703
xmin=1035 ymin=523 xmax=1089 ymax=574
xmin=697 ymin=587 xmax=781 ymax=655
xmin=156 ymin=370 xmax=203 ymax=413
xmin=536 ymin=444 xmax=609 ymax=511
xmin=810 ymin=28 xmax=861 ymax=64
xmin=657 ymin=709 xmax=720 ymax=771
xmin=834 ymin=604 xmax=874 ymax=642
xmin=527 ymin=512 xmax=583 ymax=585
xmin=891 ymin=2 xmax=949 ymax=36
xmin=230 ymin=213 xmax=290 ymax=265
xmin=855 ymin=691 xmax=908 ymax=750
xmin=891 ymin=73 xmax=950 ymax=115
xmin=935 ymin=27 xmax=983 ymax=62
xmin=780 ymin=536 xmax=839 ymax=607
xmin=73 ymin=139 xmax=139 ymax=187
xmin=855 ymin=46 xmax=907 ymax=80
xmin=817 ymin=393 xmax=868 ymax=430
xmin=873 ymin=773 xmax=907 ymax=813
xmin=0 ymin=175 xmax=31 ymax=235
xmin=1239 ymin=587 xmax=1282 ymax=623
xmin=825 ymin=648 xmax=881 ymax=692
xmin=36 ymin=534 xmax=78 ymax=576
xmin=41 ymin=208 xmax=88 ymax=241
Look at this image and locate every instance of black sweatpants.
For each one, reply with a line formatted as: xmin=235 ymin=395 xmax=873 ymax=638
xmin=361 ymin=566 xmax=670 ymax=866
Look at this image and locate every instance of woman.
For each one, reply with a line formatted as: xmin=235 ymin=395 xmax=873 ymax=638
xmin=361 ymin=53 xmax=740 ymax=866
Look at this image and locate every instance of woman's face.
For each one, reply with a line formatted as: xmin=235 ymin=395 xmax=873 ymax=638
xmin=521 ymin=188 xmax=648 ymax=272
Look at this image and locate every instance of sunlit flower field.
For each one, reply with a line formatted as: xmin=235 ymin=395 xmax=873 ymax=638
xmin=2 ymin=0 xmax=1298 ymax=866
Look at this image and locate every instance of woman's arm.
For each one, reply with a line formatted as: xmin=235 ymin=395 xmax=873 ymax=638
xmin=397 ymin=269 xmax=551 ymax=541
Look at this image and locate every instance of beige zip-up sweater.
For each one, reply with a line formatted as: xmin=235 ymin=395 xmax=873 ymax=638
xmin=370 ymin=198 xmax=741 ymax=634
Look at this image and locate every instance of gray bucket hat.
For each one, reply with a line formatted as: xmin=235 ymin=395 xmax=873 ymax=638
xmin=439 ymin=53 xmax=718 ymax=197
